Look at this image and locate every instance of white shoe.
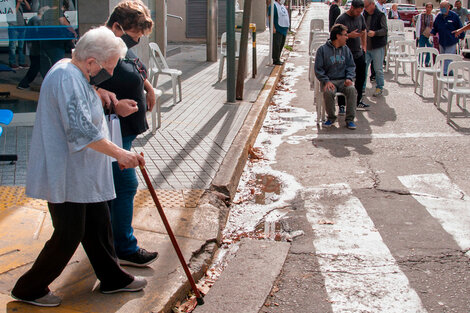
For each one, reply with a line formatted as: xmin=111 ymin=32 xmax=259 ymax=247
xmin=101 ymin=276 xmax=147 ymax=294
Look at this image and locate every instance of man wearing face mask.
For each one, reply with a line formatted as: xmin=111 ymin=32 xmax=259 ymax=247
xmin=431 ymin=1 xmax=464 ymax=74
xmin=97 ymin=1 xmax=159 ymax=268
xmin=268 ymin=0 xmax=290 ymax=65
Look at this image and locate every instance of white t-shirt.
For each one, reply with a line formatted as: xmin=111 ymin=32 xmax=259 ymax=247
xmin=26 ymin=61 xmax=115 ymax=203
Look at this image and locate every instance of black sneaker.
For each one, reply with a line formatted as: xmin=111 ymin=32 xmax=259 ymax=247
xmin=338 ymin=105 xmax=346 ymax=115
xmin=357 ymin=101 xmax=370 ymax=110
xmin=119 ymin=248 xmax=158 ymax=267
xmin=370 ymin=76 xmax=376 ymax=82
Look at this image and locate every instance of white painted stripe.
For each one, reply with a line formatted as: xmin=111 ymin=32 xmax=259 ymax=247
xmin=308 ymin=132 xmax=464 ymax=140
xmin=305 ymin=184 xmax=426 ymax=312
xmin=398 ymin=173 xmax=470 ymax=255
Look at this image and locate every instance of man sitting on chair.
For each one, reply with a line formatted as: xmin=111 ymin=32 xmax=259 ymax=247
xmin=315 ymin=24 xmax=358 ymax=130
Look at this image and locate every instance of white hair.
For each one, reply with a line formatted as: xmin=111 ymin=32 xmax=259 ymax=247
xmin=72 ymin=26 xmax=127 ymax=63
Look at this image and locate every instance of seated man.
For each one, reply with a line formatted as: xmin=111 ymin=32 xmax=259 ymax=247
xmin=314 ymin=24 xmax=358 ymax=129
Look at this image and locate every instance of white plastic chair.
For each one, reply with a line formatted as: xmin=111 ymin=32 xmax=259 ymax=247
xmin=310 ymin=19 xmax=324 ymax=32
xmin=386 ymin=35 xmax=405 ymax=72
xmin=434 ymin=54 xmax=464 ymax=109
xmin=148 ymin=42 xmax=182 ymax=106
xmin=388 ymin=19 xmax=406 ymax=37
xmin=309 ymin=32 xmax=329 ymax=55
xmin=446 ymin=61 xmax=470 ymax=123
xmin=218 ymin=32 xmax=242 ymax=81
xmin=313 ymin=77 xmax=346 ymax=125
xmin=460 ymin=34 xmax=470 ymax=55
xmin=394 ymin=40 xmax=417 ymax=82
xmin=414 ymin=47 xmax=439 ymax=96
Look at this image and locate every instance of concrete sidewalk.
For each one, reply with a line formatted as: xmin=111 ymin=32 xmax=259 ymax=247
xmin=0 ymin=7 xmax=308 ymax=313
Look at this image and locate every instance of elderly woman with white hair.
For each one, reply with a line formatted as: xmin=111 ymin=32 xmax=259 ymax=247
xmin=10 ymin=26 xmax=147 ymax=307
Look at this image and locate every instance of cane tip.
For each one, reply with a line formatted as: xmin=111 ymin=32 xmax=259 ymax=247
xmin=197 ymin=297 xmax=204 ymax=305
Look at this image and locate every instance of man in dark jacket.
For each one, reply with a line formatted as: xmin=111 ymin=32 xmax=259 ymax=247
xmin=315 ymin=24 xmax=358 ymax=130
xmin=329 ymin=0 xmax=341 ymax=31
xmin=335 ymin=0 xmax=370 ymax=110
xmin=363 ymin=0 xmax=387 ymax=97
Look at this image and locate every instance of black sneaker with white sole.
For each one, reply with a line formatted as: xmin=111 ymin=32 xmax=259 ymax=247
xmin=119 ymin=248 xmax=158 ymax=267
xmin=356 ymin=101 xmax=370 ymax=110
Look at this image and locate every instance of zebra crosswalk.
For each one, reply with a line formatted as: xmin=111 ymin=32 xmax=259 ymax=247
xmin=303 ymin=173 xmax=469 ymax=312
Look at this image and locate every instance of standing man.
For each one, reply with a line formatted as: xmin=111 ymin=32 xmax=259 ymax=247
xmin=432 ymin=1 xmax=464 ymax=74
xmin=453 ymin=0 xmax=470 ymax=26
xmin=8 ymin=0 xmax=31 ymax=69
xmin=363 ymin=0 xmax=387 ymax=97
xmin=314 ymin=24 xmax=358 ymax=130
xmin=268 ymin=0 xmax=290 ymax=65
xmin=329 ymin=0 xmax=341 ymax=31
xmin=336 ymin=0 xmax=370 ymax=110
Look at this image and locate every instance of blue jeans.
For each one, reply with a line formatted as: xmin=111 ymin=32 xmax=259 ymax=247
xmin=439 ymin=44 xmax=457 ymax=75
xmin=418 ymin=35 xmax=433 ymax=65
xmin=365 ymin=47 xmax=385 ymax=90
xmin=109 ymin=135 xmax=139 ymax=258
xmin=8 ymin=27 xmax=25 ymax=65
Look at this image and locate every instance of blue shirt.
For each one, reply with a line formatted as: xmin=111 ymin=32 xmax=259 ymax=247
xmin=431 ymin=10 xmax=464 ymax=47
xmin=268 ymin=4 xmax=289 ymax=36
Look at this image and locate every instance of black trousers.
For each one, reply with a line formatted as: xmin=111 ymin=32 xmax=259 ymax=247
xmin=12 ymin=201 xmax=133 ymax=300
xmin=338 ymin=52 xmax=366 ymax=106
xmin=272 ymin=32 xmax=286 ymax=63
xmin=18 ymin=55 xmax=40 ymax=88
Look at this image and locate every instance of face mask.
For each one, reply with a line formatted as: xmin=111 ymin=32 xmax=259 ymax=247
xmin=89 ymin=61 xmax=112 ymax=85
xmin=119 ymin=24 xmax=140 ymax=49
xmin=440 ymin=7 xmax=448 ymax=14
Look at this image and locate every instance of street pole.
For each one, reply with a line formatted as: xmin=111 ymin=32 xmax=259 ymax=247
xmin=156 ymin=0 xmax=167 ymax=57
xmin=227 ymin=0 xmax=236 ymax=103
xmin=288 ymin=0 xmax=292 ymax=32
xmin=236 ymin=0 xmax=253 ymax=100
xmin=207 ymin=0 xmax=218 ymax=62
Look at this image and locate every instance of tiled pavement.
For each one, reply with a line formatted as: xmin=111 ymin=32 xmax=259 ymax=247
xmin=0 ymin=33 xmax=272 ymax=189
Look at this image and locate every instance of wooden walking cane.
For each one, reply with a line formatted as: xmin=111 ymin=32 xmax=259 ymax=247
xmin=138 ymin=153 xmax=204 ymax=305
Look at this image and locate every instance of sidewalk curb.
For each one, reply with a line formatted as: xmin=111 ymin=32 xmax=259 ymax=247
xmin=211 ymin=63 xmax=285 ymax=199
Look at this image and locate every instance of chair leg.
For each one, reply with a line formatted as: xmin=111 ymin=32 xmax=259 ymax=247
xmin=395 ymin=61 xmax=399 ymax=82
xmin=172 ymin=76 xmax=177 ymax=106
xmin=178 ymin=76 xmax=182 ymax=103
xmin=218 ymin=56 xmax=225 ymax=81
xmin=420 ymin=72 xmax=425 ymax=96
xmin=436 ymin=81 xmax=442 ymax=109
xmin=447 ymin=92 xmax=453 ymax=123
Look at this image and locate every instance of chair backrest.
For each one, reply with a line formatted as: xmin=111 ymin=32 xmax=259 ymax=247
xmin=416 ymin=47 xmax=439 ymax=68
xmin=435 ymin=53 xmax=464 ymax=78
xmin=388 ymin=19 xmax=405 ymax=32
xmin=310 ymin=19 xmax=324 ymax=32
xmin=310 ymin=41 xmax=324 ymax=55
xmin=220 ymin=32 xmax=241 ymax=57
xmin=395 ymin=40 xmax=416 ymax=58
xmin=149 ymin=42 xmax=169 ymax=72
xmin=447 ymin=60 xmax=470 ymax=89
xmin=310 ymin=32 xmax=329 ymax=52
xmin=0 ymin=109 xmax=14 ymax=125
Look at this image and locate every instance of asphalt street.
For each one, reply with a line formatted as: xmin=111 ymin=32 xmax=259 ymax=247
xmin=252 ymin=3 xmax=470 ymax=313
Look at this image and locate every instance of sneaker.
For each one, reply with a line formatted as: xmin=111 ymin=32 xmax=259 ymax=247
xmin=373 ymin=88 xmax=383 ymax=97
xmin=338 ymin=105 xmax=346 ymax=115
xmin=11 ymin=291 xmax=61 ymax=307
xmin=119 ymin=248 xmax=158 ymax=267
xmin=9 ymin=64 xmax=19 ymax=69
xmin=356 ymin=101 xmax=370 ymax=110
xmin=17 ymin=85 xmax=31 ymax=91
xmin=101 ymin=276 xmax=147 ymax=294
xmin=370 ymin=76 xmax=376 ymax=82
xmin=322 ymin=120 xmax=335 ymax=128
xmin=19 ymin=64 xmax=30 ymax=69
xmin=346 ymin=121 xmax=357 ymax=129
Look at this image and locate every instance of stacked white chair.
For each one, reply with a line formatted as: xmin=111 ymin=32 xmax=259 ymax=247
xmin=394 ymin=40 xmax=417 ymax=82
xmin=218 ymin=32 xmax=242 ymax=81
xmin=414 ymin=47 xmax=439 ymax=96
xmin=446 ymin=60 xmax=470 ymax=123
xmin=386 ymin=35 xmax=406 ymax=72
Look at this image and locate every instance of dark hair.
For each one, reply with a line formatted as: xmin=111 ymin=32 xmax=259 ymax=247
xmin=106 ymin=0 xmax=154 ymax=35
xmin=330 ymin=24 xmax=347 ymax=41
xmin=351 ymin=0 xmax=364 ymax=8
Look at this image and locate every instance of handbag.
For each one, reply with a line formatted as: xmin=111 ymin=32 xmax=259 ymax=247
xmin=105 ymin=103 xmax=122 ymax=162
